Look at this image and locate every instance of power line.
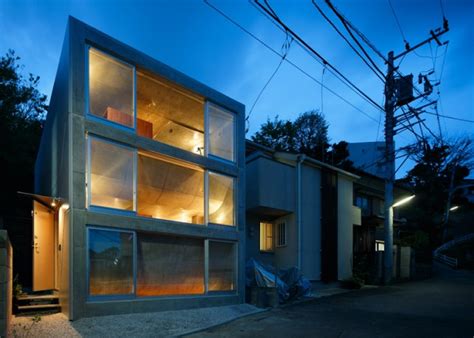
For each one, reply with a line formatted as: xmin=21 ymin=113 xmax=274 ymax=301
xmin=203 ymin=0 xmax=380 ymax=123
xmin=387 ymin=0 xmax=408 ymax=45
xmin=246 ymin=34 xmax=293 ymax=128
xmin=423 ymin=111 xmax=474 ymax=124
xmin=252 ymin=0 xmax=385 ymax=112
xmin=311 ymin=0 xmax=385 ymax=82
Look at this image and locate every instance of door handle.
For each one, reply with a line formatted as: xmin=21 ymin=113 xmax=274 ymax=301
xmin=33 ymin=242 xmax=39 ymax=254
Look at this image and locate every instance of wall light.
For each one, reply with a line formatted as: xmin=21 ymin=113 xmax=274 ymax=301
xmin=392 ymin=195 xmax=415 ymax=208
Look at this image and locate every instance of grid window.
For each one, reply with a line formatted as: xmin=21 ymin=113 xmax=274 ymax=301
xmin=276 ymin=222 xmax=287 ymax=247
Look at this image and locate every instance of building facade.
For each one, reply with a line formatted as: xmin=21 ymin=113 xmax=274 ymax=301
xmin=245 ymin=141 xmax=361 ymax=282
xmin=33 ymin=17 xmax=245 ymax=319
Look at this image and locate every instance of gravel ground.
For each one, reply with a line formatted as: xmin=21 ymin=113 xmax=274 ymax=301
xmin=9 ymin=304 xmax=262 ymax=337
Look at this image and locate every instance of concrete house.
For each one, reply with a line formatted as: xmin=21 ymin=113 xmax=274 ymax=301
xmin=32 ymin=17 xmax=245 ymax=320
xmin=245 ymin=141 xmax=361 ymax=282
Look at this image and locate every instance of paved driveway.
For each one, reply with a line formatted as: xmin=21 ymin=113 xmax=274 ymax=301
xmin=188 ymin=263 xmax=474 ymax=338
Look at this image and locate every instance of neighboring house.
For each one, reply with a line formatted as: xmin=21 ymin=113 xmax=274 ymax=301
xmin=31 ymin=17 xmax=245 ymax=320
xmin=347 ymin=142 xmax=412 ymax=257
xmin=352 ymin=170 xmax=412 ymax=257
xmin=245 ymin=141 xmax=361 ymax=282
xmin=347 ymin=142 xmax=387 ymax=179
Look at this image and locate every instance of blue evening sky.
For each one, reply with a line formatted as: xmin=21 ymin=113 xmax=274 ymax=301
xmin=1 ymin=0 xmax=473 ymax=177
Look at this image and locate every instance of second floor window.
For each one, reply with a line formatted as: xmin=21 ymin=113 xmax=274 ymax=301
xmin=88 ymin=48 xmax=135 ymax=128
xmin=87 ymin=47 xmax=237 ymax=163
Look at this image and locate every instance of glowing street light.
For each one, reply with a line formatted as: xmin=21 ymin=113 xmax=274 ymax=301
xmin=449 ymin=205 xmax=459 ymax=211
xmin=392 ymin=195 xmax=415 ymax=208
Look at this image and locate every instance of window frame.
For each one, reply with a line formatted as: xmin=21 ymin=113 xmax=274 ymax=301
xmin=276 ymin=221 xmax=287 ymax=248
xmin=86 ymin=134 xmax=137 ymax=215
xmin=86 ymin=226 xmax=137 ymax=301
xmin=85 ymin=45 xmax=137 ymax=131
xmin=206 ymin=239 xmax=238 ymax=294
xmin=86 ymin=226 xmax=237 ymax=301
xmin=207 ymin=171 xmax=237 ymax=227
xmin=205 ymin=102 xmax=237 ymax=164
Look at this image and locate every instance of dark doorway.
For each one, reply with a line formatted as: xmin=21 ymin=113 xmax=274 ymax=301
xmin=321 ymin=169 xmax=338 ymax=282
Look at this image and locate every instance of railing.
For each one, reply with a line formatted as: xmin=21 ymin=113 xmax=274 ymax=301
xmin=434 ymin=253 xmax=458 ymax=268
xmin=433 ymin=232 xmax=474 ymax=268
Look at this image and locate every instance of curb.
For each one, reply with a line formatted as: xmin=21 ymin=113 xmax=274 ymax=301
xmin=178 ymin=308 xmax=269 ymax=337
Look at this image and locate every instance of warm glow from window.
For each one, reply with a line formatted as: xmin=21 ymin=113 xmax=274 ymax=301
xmin=137 ymin=71 xmax=205 ymax=153
xmin=89 ymin=137 xmax=134 ymax=211
xmin=137 ymin=152 xmax=204 ymax=224
xmin=88 ymin=48 xmax=134 ymax=128
xmin=209 ymin=172 xmax=235 ymax=226
xmin=209 ymin=104 xmax=235 ymax=162
xmin=260 ymin=222 xmax=274 ymax=252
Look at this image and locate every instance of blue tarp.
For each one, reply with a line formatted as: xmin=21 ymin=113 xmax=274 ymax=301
xmin=246 ymin=259 xmax=312 ymax=303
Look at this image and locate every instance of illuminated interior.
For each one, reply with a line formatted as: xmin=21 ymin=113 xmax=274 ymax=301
xmin=88 ymin=229 xmax=134 ymax=296
xmin=89 ymin=137 xmax=134 ymax=211
xmin=88 ymin=48 xmax=134 ymax=128
xmin=137 ymin=152 xmax=204 ymax=223
xmin=260 ymin=222 xmax=274 ymax=252
xmin=209 ymin=172 xmax=235 ymax=226
xmin=137 ymin=71 xmax=205 ymax=154
xmin=208 ymin=241 xmax=236 ymax=291
xmin=137 ymin=233 xmax=204 ymax=296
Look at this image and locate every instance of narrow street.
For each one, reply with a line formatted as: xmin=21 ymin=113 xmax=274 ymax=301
xmin=188 ymin=263 xmax=474 ymax=338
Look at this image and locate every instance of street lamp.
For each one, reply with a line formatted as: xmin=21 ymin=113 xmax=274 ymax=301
xmin=449 ymin=205 xmax=459 ymax=211
xmin=392 ymin=195 xmax=415 ymax=208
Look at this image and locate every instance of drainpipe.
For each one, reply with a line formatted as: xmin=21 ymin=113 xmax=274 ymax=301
xmin=296 ymin=154 xmax=305 ymax=270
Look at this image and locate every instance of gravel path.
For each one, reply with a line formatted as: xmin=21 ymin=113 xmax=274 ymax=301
xmin=9 ymin=304 xmax=262 ymax=337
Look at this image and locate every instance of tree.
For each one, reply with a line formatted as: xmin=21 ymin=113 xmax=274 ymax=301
xmin=251 ymin=109 xmax=345 ymax=163
xmin=400 ymin=137 xmax=473 ymax=245
xmin=326 ymin=141 xmax=354 ymax=170
xmin=251 ymin=116 xmax=296 ymax=152
xmin=0 ymin=50 xmax=47 ymax=218
xmin=293 ymin=110 xmax=329 ymax=161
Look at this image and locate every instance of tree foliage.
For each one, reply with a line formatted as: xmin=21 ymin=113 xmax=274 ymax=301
xmin=251 ymin=110 xmax=353 ymax=169
xmin=0 ymin=50 xmax=47 ymax=217
xmin=400 ymin=137 xmax=473 ymax=244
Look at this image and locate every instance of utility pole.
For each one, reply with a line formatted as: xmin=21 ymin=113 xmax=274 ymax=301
xmin=383 ymin=21 xmax=449 ymax=284
xmin=383 ymin=51 xmax=396 ymax=284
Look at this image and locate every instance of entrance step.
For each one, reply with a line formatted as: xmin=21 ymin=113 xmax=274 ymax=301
xmin=15 ymin=291 xmax=61 ymax=315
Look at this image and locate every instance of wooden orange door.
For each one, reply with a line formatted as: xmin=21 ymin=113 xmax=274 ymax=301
xmin=33 ymin=201 xmax=55 ymax=291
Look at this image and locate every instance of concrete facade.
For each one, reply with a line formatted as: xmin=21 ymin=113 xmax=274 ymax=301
xmin=0 ymin=231 xmax=13 ymax=338
xmin=34 ymin=17 xmax=246 ymax=320
xmin=245 ymin=142 xmax=360 ymax=281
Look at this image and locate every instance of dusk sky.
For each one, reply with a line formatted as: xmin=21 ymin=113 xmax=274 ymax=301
xmin=1 ymin=0 xmax=473 ymax=177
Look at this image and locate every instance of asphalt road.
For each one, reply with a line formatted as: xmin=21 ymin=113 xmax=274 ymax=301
xmin=188 ymin=263 xmax=474 ymax=338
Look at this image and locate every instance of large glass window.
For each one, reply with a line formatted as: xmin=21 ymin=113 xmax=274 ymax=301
xmin=209 ymin=104 xmax=235 ymax=162
xmin=88 ymin=48 xmax=135 ymax=128
xmin=137 ymin=152 xmax=204 ymax=223
xmin=88 ymin=228 xmax=134 ymax=296
xmin=89 ymin=137 xmax=135 ymax=211
xmin=137 ymin=233 xmax=204 ymax=296
xmin=209 ymin=172 xmax=235 ymax=226
xmin=137 ymin=72 xmax=205 ymax=153
xmin=208 ymin=241 xmax=236 ymax=292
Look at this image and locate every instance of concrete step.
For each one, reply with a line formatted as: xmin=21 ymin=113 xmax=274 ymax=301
xmin=17 ymin=304 xmax=60 ymax=311
xmin=17 ymin=294 xmax=59 ymax=301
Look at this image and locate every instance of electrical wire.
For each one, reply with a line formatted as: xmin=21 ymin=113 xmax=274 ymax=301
xmin=203 ymin=0 xmax=380 ymax=123
xmin=387 ymin=0 xmax=408 ymax=45
xmin=311 ymin=0 xmax=385 ymax=82
xmin=246 ymin=34 xmax=293 ymax=128
xmin=252 ymin=0 xmax=385 ymax=112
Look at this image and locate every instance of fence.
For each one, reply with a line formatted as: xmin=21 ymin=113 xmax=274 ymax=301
xmin=433 ymin=232 xmax=474 ymax=268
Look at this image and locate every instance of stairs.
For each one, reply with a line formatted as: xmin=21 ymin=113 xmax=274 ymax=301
xmin=15 ymin=291 xmax=61 ymax=315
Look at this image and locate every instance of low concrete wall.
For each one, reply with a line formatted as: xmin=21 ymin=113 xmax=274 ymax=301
xmin=0 ymin=231 xmax=13 ymax=337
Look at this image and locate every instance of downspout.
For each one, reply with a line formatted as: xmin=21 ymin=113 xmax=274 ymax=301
xmin=296 ymin=154 xmax=305 ymax=270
